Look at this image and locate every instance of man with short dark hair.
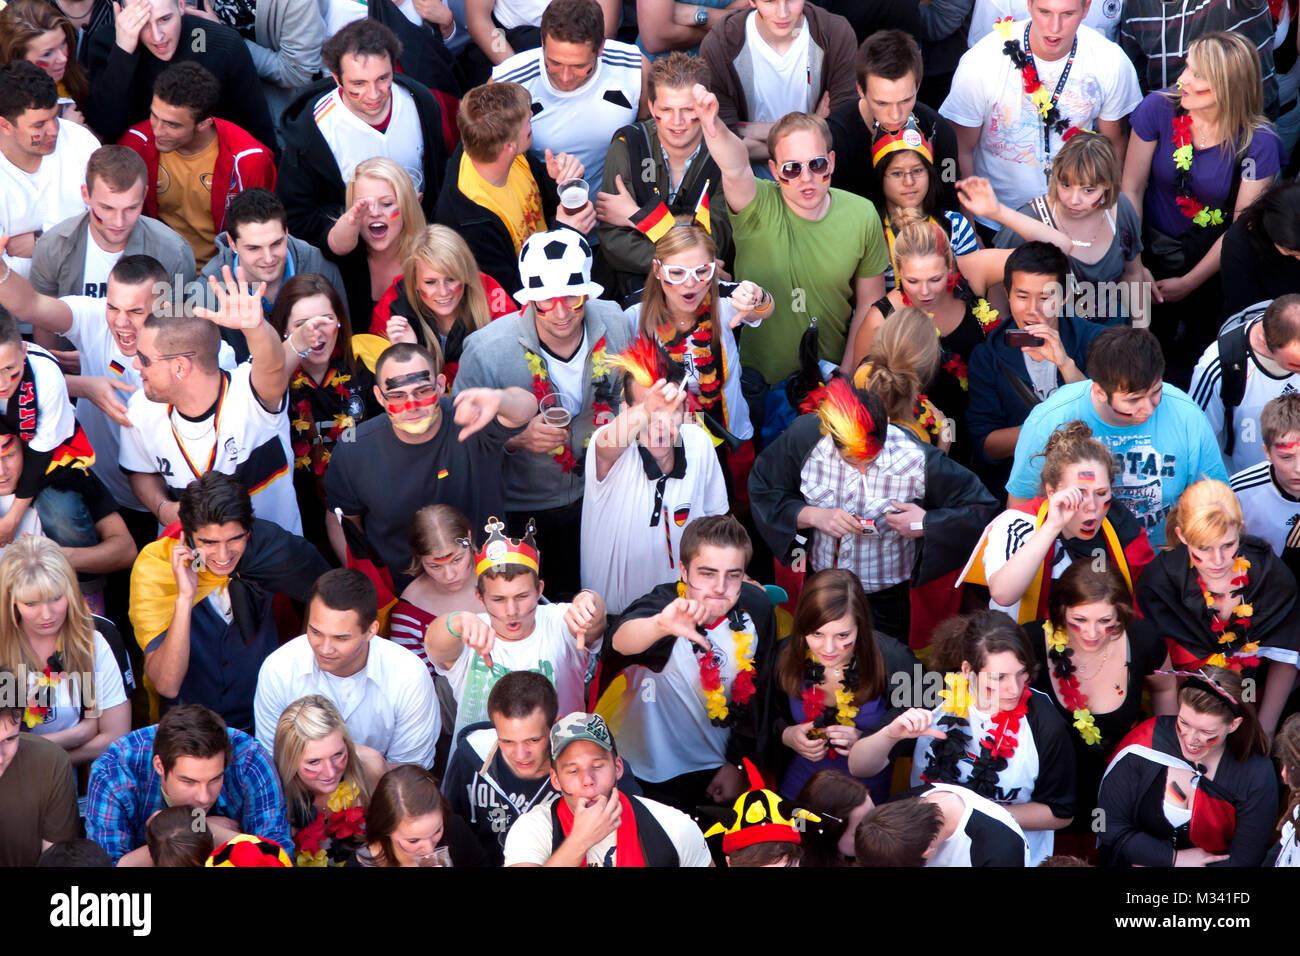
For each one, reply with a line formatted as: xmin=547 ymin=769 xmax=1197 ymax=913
xmin=1006 ymin=326 xmax=1229 ymax=545
xmin=85 ymin=702 xmax=292 ymax=865
xmin=595 ymin=52 xmax=733 ymax=301
xmin=1190 ymin=294 xmax=1300 ymax=475
xmin=118 ymin=271 xmax=314 ymax=533
xmin=827 ymin=30 xmax=959 ymax=209
xmin=700 ymin=0 xmax=858 ymax=165
xmin=120 ymin=61 xmax=277 ymax=264
xmin=0 ymin=61 xmax=100 ymax=279
xmin=853 ymin=784 xmax=1029 ymax=866
xmin=278 ymin=18 xmax=448 ymax=252
xmin=83 ymin=0 xmax=276 ymax=146
xmin=442 ymin=669 xmax=641 ymax=864
xmin=492 ymin=0 xmax=646 ymax=194
xmin=253 ymin=568 xmax=440 ymax=767
xmin=603 ymin=515 xmax=774 ymax=812
xmin=127 ymin=472 xmax=327 ymax=732
xmin=0 ymin=673 xmax=81 ymax=866
xmin=326 ymin=342 xmax=536 ymax=583
xmin=28 ymin=145 xmax=195 ymax=301
xmin=967 ymin=241 xmax=1104 ymax=490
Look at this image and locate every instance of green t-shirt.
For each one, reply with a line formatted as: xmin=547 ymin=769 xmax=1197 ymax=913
xmin=732 ymin=180 xmax=887 ymax=384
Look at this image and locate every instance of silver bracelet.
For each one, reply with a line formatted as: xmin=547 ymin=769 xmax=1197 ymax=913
xmin=286 ymin=332 xmax=310 ymax=359
xmin=0 ymin=259 xmax=10 ymax=286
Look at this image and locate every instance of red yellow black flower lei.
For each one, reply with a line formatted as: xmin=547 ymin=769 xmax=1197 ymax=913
xmin=677 ymin=581 xmax=756 ymax=726
xmin=800 ymin=650 xmax=860 ymax=739
xmin=523 ymin=336 xmax=612 ymax=473
xmin=1170 ymin=112 xmax=1225 ymax=228
xmin=1044 ymin=621 xmax=1103 ymax=748
xmin=921 ymin=676 xmax=1031 ymax=799
xmin=1196 ymin=556 xmax=1258 ymax=668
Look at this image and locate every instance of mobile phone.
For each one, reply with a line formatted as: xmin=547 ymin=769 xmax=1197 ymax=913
xmin=186 ymin=535 xmax=207 ymax=572
xmin=56 ymin=97 xmax=74 ymax=117
xmin=1005 ymin=329 xmax=1045 ymax=348
xmin=856 ymin=516 xmax=879 ymax=536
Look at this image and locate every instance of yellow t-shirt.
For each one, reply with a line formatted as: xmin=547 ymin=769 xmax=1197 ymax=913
xmin=157 ymin=136 xmax=220 ymax=264
xmin=457 ymin=152 xmax=546 ymax=253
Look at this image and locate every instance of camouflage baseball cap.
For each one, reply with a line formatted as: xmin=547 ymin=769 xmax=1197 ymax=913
xmin=550 ymin=712 xmax=615 ymax=760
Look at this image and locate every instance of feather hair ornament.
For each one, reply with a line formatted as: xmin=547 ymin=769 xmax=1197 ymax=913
xmin=606 ymin=335 xmax=666 ymax=388
xmin=811 ymin=377 xmax=882 ymax=461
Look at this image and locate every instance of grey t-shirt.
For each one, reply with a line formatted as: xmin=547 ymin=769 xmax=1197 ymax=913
xmin=995 ymin=193 xmax=1143 ymax=293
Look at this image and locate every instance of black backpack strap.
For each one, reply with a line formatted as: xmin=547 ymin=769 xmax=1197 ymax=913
xmin=617 ymin=122 xmax=656 ymax=206
xmin=1217 ymin=322 xmax=1250 ymax=457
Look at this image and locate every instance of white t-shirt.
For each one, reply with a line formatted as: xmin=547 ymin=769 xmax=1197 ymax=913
xmin=747 ymin=13 xmax=813 ymax=122
xmin=0 ymin=493 xmax=42 ymax=557
xmin=79 ymin=226 xmax=123 ymax=299
xmin=1189 ymin=324 xmax=1299 ymax=475
xmin=443 ymin=603 xmax=598 ymax=739
xmin=924 ymin=782 xmax=1031 ymax=867
xmin=968 ymin=0 xmax=1122 ymax=45
xmin=502 ymin=792 xmax=712 ymax=866
xmin=25 ymin=631 xmax=128 ymax=735
xmin=542 ymin=333 xmax=590 ymax=413
xmin=0 ymin=343 xmax=77 ymax=454
xmin=0 ymin=118 xmax=97 ymax=278
xmin=1231 ymin=462 xmax=1300 ymax=558
xmin=312 ymin=84 xmax=425 ymax=192
xmin=118 ymin=363 xmax=302 ymax=533
xmin=941 ymin=22 xmax=1141 ymax=220
xmin=601 ymin=605 xmax=758 ymax=782
xmin=493 ymin=40 xmax=643 ymax=196
xmin=491 ymin=0 xmax=547 ymax=28
xmin=580 ymin=422 xmax=728 ymax=614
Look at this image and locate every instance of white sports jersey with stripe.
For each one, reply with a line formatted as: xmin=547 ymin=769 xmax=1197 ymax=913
xmin=492 ymin=40 xmax=642 ymax=198
xmin=1231 ymin=461 xmax=1300 ymax=558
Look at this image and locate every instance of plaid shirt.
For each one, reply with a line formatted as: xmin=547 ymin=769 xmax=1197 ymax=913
xmin=800 ymin=428 xmax=926 ymax=591
xmin=85 ymin=725 xmax=292 ymax=863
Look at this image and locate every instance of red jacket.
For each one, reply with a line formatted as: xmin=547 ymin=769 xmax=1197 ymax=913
xmin=120 ymin=118 xmax=277 ymax=237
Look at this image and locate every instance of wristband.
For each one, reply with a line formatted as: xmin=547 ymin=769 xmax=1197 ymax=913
xmin=446 ymin=611 xmax=463 ymax=639
xmin=286 ymin=331 xmax=311 ymax=359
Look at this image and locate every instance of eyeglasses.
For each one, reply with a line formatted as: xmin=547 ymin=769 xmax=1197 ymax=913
xmin=534 ymin=295 xmax=587 ymax=313
xmin=885 ymin=167 xmax=927 ymax=183
xmin=776 ymin=156 xmax=830 ymax=181
xmin=137 ymin=350 xmax=196 ymax=368
xmin=656 ymin=261 xmax=716 ymax=285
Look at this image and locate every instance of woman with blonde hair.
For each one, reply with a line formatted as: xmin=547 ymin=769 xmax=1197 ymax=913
xmin=1121 ymin=31 xmax=1283 ymax=380
xmin=853 ymin=305 xmax=946 ymax=448
xmin=370 ymin=225 xmax=516 ymax=386
xmin=327 ymin=158 xmax=428 ymax=337
xmin=0 ymin=0 xmax=88 ymax=125
xmin=274 ymin=694 xmax=386 ymax=866
xmin=959 ymin=132 xmax=1148 ymax=324
xmin=0 ymin=537 xmax=129 ymax=764
xmin=627 ymin=221 xmax=773 ymax=445
xmin=1137 ymin=478 xmax=1299 ymax=735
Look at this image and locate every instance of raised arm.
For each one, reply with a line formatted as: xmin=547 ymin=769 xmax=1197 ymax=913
xmin=194 ymin=265 xmax=290 ymax=409
xmin=692 ymin=83 xmax=756 ymax=213
xmin=955 ymin=178 xmax=1074 ymax=255
xmin=0 ymin=236 xmax=74 ymax=335
xmin=466 ymin=0 xmax=513 ymax=64
xmin=143 ymin=541 xmax=198 ymax=699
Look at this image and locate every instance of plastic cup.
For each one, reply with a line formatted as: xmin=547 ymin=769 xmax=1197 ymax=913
xmin=539 ymin=393 xmax=575 ymax=428
xmin=558 ymin=178 xmax=590 ymax=214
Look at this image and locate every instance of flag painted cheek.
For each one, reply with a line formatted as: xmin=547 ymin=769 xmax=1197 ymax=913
xmin=386 ymin=394 xmax=439 ymax=415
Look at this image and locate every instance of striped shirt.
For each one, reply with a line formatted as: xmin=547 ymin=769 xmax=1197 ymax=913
xmin=799 ymin=427 xmax=925 ymax=591
xmin=1231 ymin=461 xmax=1300 ymax=557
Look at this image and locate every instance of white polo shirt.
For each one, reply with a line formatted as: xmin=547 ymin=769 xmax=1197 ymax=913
xmin=253 ymin=632 xmax=440 ymax=767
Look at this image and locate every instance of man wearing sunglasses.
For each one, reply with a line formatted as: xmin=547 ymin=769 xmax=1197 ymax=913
xmin=455 ymin=227 xmax=633 ymax=599
xmin=692 ymin=83 xmax=888 ymax=445
xmin=326 ymin=341 xmax=538 ymax=590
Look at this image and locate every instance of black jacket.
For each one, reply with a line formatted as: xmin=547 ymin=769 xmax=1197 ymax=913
xmin=433 ymin=143 xmax=557 ymax=298
xmin=84 ymin=12 xmax=276 ymax=148
xmin=277 ymin=75 xmax=448 ymax=255
xmin=367 ymin=0 xmax=462 ymax=96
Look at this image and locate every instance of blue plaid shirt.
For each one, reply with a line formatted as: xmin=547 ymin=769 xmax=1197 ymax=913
xmin=86 ymin=725 xmax=293 ymax=863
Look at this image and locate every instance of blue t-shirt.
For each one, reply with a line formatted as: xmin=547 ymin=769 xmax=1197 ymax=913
xmin=1006 ymin=380 xmax=1228 ymax=546
xmin=1130 ymin=91 xmax=1285 ymax=239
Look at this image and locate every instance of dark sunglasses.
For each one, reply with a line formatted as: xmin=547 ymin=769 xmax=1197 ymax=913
xmin=777 ymin=156 xmax=830 ymax=181
xmin=137 ymin=350 xmax=196 ymax=368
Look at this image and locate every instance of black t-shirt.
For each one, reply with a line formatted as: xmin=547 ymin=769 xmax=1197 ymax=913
xmin=827 ymin=100 xmax=961 ymax=212
xmin=324 ymin=399 xmax=524 ymax=581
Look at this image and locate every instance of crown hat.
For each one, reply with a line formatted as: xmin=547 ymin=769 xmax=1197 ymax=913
xmin=474 ymin=516 xmax=541 ymax=577
xmin=870 ymin=115 xmax=934 ymax=168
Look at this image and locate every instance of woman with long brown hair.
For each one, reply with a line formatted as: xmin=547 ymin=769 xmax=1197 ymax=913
xmin=389 ymin=504 xmax=478 ymax=676
xmin=0 ymin=0 xmax=88 ymax=125
xmin=1098 ymin=666 xmax=1276 ymax=866
xmin=358 ymin=764 xmax=486 ymax=867
xmin=763 ymin=568 xmax=916 ymax=804
xmin=627 ymin=221 xmax=772 ymax=445
xmin=794 ymin=769 xmax=874 ymax=866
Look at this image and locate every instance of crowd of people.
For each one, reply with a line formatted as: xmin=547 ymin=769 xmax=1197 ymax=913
xmin=3 ymin=0 xmax=1300 ymax=869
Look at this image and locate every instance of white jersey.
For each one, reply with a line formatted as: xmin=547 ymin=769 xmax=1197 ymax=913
xmin=968 ymin=0 xmax=1121 ymax=45
xmin=118 ymin=363 xmax=302 ymax=533
xmin=0 ymin=344 xmax=76 ymax=455
xmin=0 ymin=118 xmax=97 ymax=278
xmin=312 ymin=84 xmax=426 ymax=191
xmin=1230 ymin=461 xmax=1300 ymax=557
xmin=1189 ymin=323 xmax=1300 ymax=475
xmin=580 ymin=422 xmax=728 ymax=615
xmin=493 ymin=41 xmax=642 ymax=196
